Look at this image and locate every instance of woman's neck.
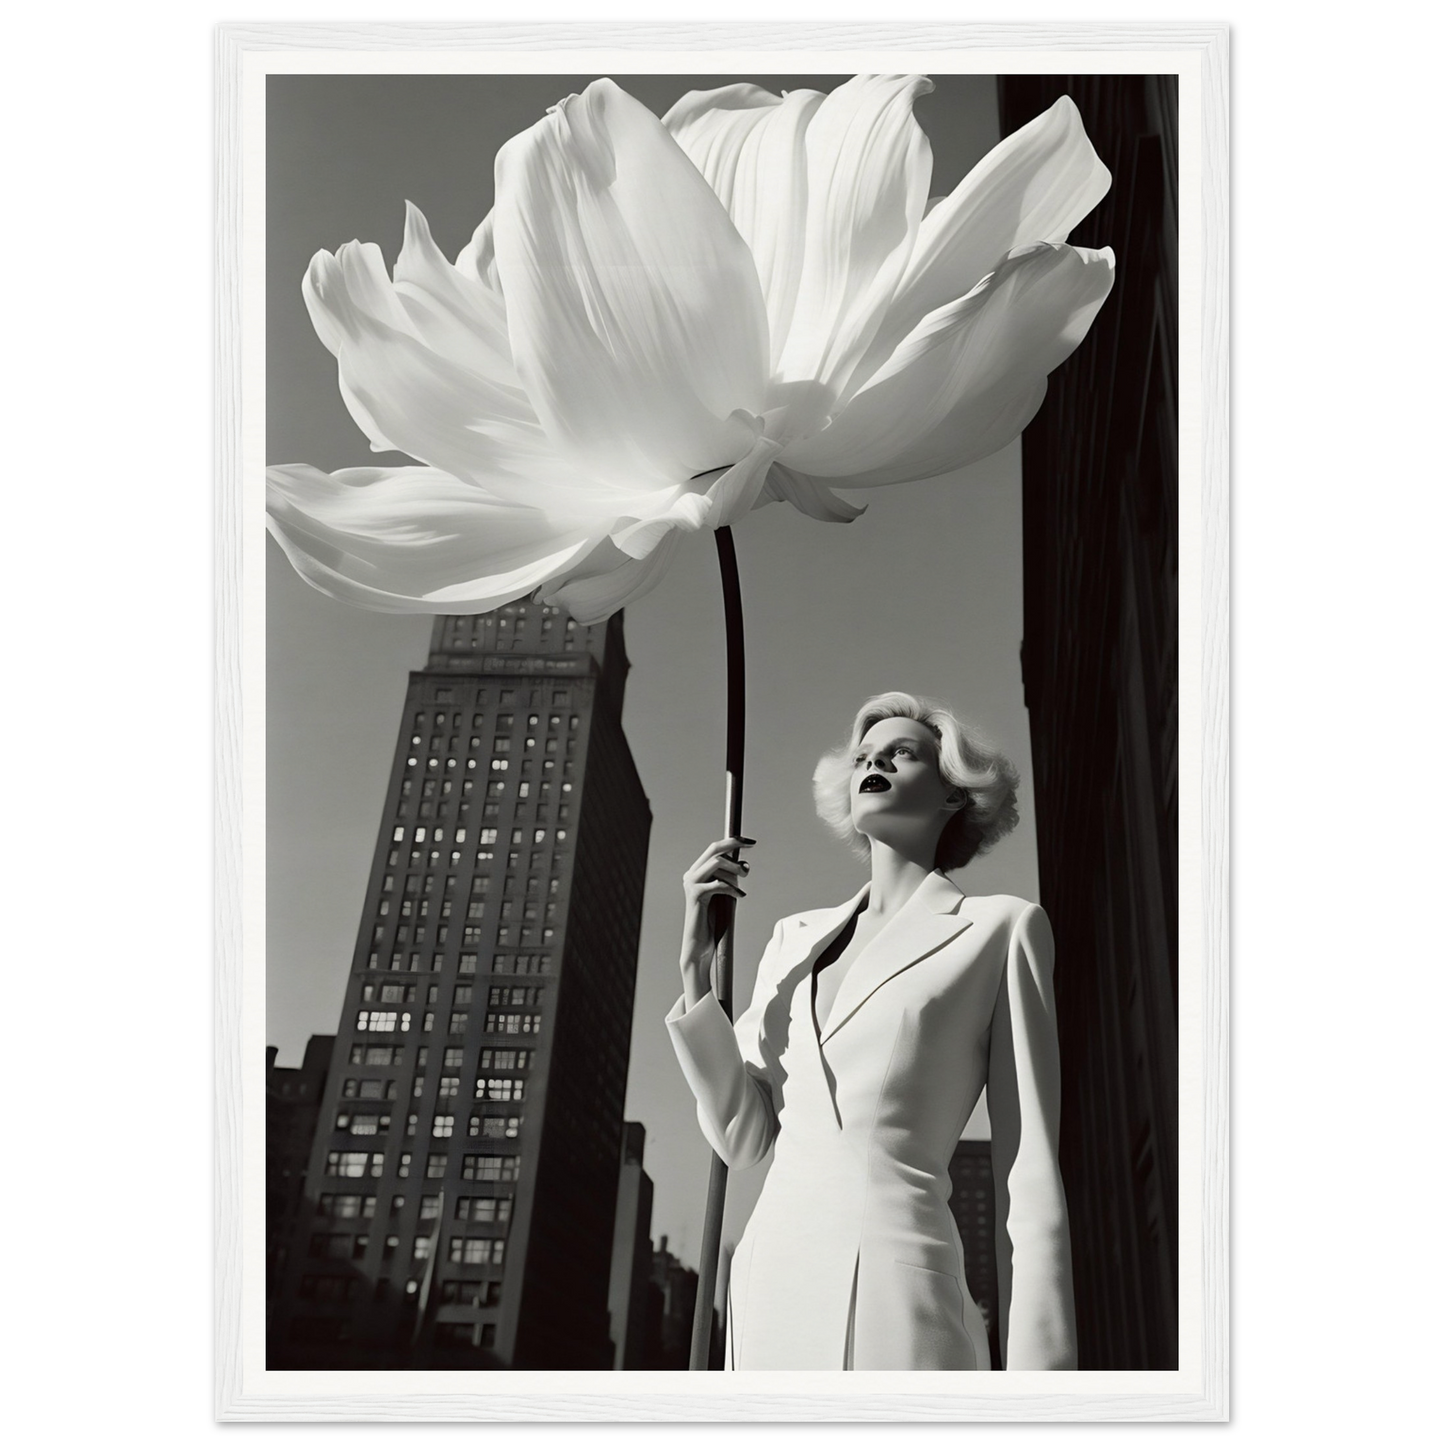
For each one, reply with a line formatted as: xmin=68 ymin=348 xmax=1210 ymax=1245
xmin=865 ymin=841 xmax=937 ymax=918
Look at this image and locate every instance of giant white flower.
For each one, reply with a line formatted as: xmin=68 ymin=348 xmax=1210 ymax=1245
xmin=267 ymin=75 xmax=1114 ymax=622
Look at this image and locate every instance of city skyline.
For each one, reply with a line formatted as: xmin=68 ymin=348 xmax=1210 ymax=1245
xmin=267 ymin=71 xmax=1040 ymax=1263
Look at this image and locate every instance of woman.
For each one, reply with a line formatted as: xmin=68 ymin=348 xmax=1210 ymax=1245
xmin=665 ymin=692 xmax=1076 ymax=1370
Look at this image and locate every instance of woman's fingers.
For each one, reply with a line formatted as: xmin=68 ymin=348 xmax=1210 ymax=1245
xmin=694 ymin=878 xmax=746 ymax=898
xmin=687 ymin=836 xmax=755 ymax=873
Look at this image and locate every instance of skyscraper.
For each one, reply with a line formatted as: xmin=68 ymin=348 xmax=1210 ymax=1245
xmin=1003 ymin=74 xmax=1180 ymax=1368
xmin=269 ymin=602 xmax=651 ymax=1369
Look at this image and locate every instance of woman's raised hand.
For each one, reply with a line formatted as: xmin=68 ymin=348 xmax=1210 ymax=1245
xmin=679 ymin=835 xmax=755 ymax=1001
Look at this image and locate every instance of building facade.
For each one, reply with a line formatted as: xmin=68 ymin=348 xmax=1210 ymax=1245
xmin=265 ymin=1036 xmax=334 ymax=1312
xmin=269 ymin=602 xmax=652 ymax=1368
xmin=1002 ymin=75 xmax=1180 ymax=1369
xmin=947 ymin=1139 xmax=1001 ymax=1370
xmin=607 ymin=1121 xmax=655 ymax=1370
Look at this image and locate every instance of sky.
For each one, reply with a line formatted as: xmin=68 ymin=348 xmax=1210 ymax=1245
xmin=265 ymin=71 xmax=1038 ymax=1260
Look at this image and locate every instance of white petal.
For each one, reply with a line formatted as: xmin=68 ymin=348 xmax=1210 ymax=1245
xmin=539 ymin=530 xmax=683 ymax=624
xmin=664 ymin=83 xmax=823 ymax=373
xmin=782 ymin=244 xmax=1115 ymax=486
xmin=771 ymin=75 xmax=935 ymax=409
xmin=393 ymin=202 xmax=516 ymax=386
xmin=302 ymin=244 xmax=581 ymax=507
xmin=493 ymin=78 xmax=770 ymax=489
xmin=266 ymin=463 xmax=602 ymax=613
xmin=856 ymin=95 xmax=1111 ymax=392
xmin=763 ymin=464 xmax=867 ymax=522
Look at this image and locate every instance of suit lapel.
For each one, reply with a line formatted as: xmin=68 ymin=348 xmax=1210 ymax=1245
xmin=817 ymin=871 xmax=973 ymax=1045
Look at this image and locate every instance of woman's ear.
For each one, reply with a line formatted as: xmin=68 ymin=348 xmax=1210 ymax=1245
xmin=942 ymin=789 xmax=968 ymax=813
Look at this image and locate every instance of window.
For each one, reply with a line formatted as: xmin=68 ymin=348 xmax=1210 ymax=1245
xmin=484 ymin=1012 xmax=542 ymax=1036
xmin=478 ymin=1048 xmax=531 ymax=1071
xmin=437 ymin=1075 xmax=459 ymax=1099
xmin=488 ymin=985 xmax=542 ymax=1008
xmin=309 ymin=1231 xmax=368 ymax=1261
xmin=413 ymin=1235 xmax=433 ymax=1262
xmin=336 ymin=1111 xmax=389 ymax=1136
xmin=349 ymin=1043 xmax=402 ymax=1067
xmin=459 ymin=953 xmax=477 ymax=975
xmin=462 ymin=1154 xmax=521 ymax=1182
xmin=443 ymin=1047 xmax=464 ymax=1068
xmin=398 ymin=1153 xmax=412 ymax=1179
xmin=432 ymin=1114 xmax=455 ymax=1138
xmin=356 ymin=1010 xmax=410 ymax=1033
xmin=341 ymin=1078 xmax=397 ymax=1101
xmin=455 ymin=1196 xmax=513 ymax=1224
xmin=426 ymin=1153 xmax=448 ymax=1179
xmin=419 ymin=1194 xmax=441 ymax=1222
xmin=477 ymin=1076 xmax=526 ymax=1103
xmin=317 ymin=1194 xmax=376 ymax=1220
xmin=448 ymin=1011 xmax=468 ymax=1035
xmin=479 ymin=828 xmax=498 ymax=844
xmin=449 ymin=1237 xmax=506 ymax=1266
xmin=325 ymin=1151 xmax=384 ymax=1179
xmin=439 ymin=1279 xmax=503 ymax=1307
xmin=469 ymin=1114 xmax=522 ymax=1140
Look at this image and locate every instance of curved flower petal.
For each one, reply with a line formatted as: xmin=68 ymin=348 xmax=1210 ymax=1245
xmin=493 ymin=78 xmax=770 ymax=488
xmin=769 ymin=74 xmax=935 ymax=412
xmin=762 ymin=464 xmax=868 ymax=522
xmin=782 ymin=243 xmax=1115 ymax=486
xmin=539 ymin=530 xmax=683 ymax=625
xmin=266 ymin=463 xmax=602 ymax=613
xmin=393 ymin=202 xmax=515 ymax=386
xmin=302 ymin=243 xmax=569 ymax=502
xmin=854 ymin=95 xmax=1111 ymax=393
xmin=664 ymin=83 xmax=823 ymax=373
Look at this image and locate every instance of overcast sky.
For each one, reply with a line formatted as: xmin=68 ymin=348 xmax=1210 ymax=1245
xmin=265 ymin=71 xmax=1036 ymax=1260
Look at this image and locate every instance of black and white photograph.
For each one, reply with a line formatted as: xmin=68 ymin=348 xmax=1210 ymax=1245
xmin=221 ymin=24 xmax=1224 ymax=1422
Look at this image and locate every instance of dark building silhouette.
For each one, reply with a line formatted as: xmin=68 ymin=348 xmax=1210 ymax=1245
xmin=947 ymin=1139 xmax=1001 ymax=1370
xmin=644 ymin=1236 xmax=722 ymax=1370
xmin=1002 ymin=75 xmax=1180 ymax=1369
xmin=266 ymin=1036 xmax=334 ymax=1310
xmin=268 ymin=602 xmax=651 ymax=1368
xmin=608 ymin=1121 xmax=655 ymax=1370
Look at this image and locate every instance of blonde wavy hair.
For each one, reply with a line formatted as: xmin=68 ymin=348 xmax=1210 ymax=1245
xmin=812 ymin=692 xmax=1021 ymax=871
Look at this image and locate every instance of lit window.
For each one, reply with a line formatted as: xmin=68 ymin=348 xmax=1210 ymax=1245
xmin=437 ymin=1075 xmax=459 ymax=1098
xmin=461 ymin=1154 xmax=521 ymax=1182
xmin=448 ymin=1011 xmax=468 ymax=1034
xmin=426 ymin=1153 xmax=447 ymax=1179
xmin=413 ymin=1235 xmax=433 ymax=1261
xmin=398 ymin=1153 xmax=412 ymax=1179
xmin=317 ymin=1194 xmax=376 ymax=1220
xmin=456 ymin=1197 xmax=513 ymax=1224
xmin=325 ymin=1151 xmax=384 ymax=1179
xmin=449 ymin=1237 xmax=506 ymax=1265
xmin=443 ymin=1047 xmax=464 ymax=1068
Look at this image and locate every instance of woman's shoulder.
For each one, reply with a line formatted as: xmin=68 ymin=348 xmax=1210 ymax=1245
xmin=960 ymin=893 xmax=1049 ymax=930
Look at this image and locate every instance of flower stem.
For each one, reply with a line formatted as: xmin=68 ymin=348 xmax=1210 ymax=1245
xmin=689 ymin=526 xmax=746 ymax=1370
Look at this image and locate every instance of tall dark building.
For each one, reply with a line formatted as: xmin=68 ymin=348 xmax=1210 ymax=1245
xmin=947 ymin=1139 xmax=1001 ymax=1370
xmin=266 ymin=1036 xmax=334 ymax=1310
xmin=269 ymin=602 xmax=652 ymax=1368
xmin=1003 ymin=75 xmax=1180 ymax=1369
xmin=607 ymin=1121 xmax=655 ymax=1370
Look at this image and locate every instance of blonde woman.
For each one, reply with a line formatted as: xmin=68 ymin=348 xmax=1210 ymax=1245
xmin=666 ymin=692 xmax=1075 ymax=1370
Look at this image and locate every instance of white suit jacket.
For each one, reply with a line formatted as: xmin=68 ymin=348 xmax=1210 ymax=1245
xmin=666 ymin=870 xmax=1076 ymax=1370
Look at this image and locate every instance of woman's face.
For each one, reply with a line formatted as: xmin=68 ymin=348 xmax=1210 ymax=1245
xmin=848 ymin=716 xmax=960 ymax=845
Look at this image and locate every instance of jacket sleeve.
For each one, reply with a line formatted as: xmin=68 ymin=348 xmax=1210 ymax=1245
xmin=988 ymin=903 xmax=1078 ymax=1369
xmin=664 ymin=920 xmax=784 ymax=1169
